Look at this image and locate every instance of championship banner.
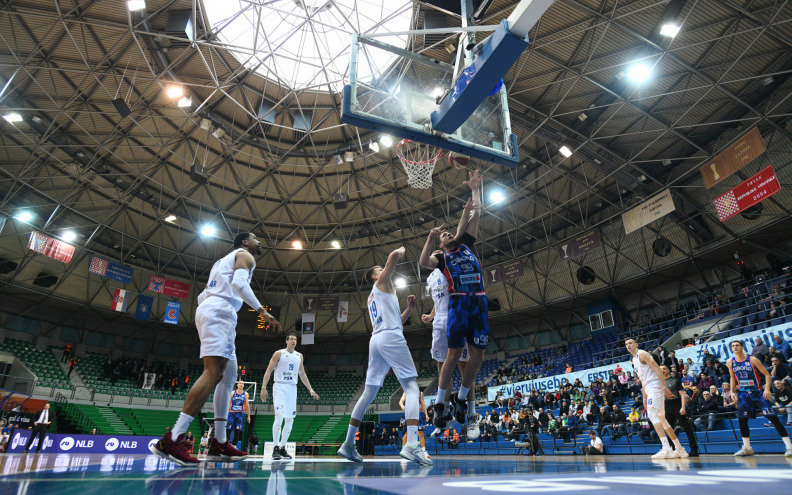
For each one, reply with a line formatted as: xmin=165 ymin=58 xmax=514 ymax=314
xmin=701 ymin=127 xmax=766 ymax=189
xmin=558 ymin=230 xmax=601 ymax=261
xmin=28 ymin=231 xmax=75 ymax=263
xmin=337 ymin=300 xmax=349 ymax=322
xmin=486 ymin=260 xmax=525 ymax=285
xmin=303 ymin=296 xmax=339 ymax=312
xmin=134 ymin=295 xmax=153 ymax=321
xmin=713 ymin=165 xmax=780 ymax=222
xmin=89 ymin=256 xmax=134 ymax=284
xmin=163 ymin=301 xmax=181 ymax=325
xmin=111 ymin=288 xmax=130 ymax=312
xmin=142 ymin=373 xmax=156 ymax=389
xmin=148 ymin=275 xmax=191 ymax=299
xmin=301 ymin=312 xmax=315 ymax=345
xmin=621 ymin=189 xmax=676 ymax=235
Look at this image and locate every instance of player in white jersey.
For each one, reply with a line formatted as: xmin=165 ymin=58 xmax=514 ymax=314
xmin=422 ymin=262 xmax=478 ymax=438
xmin=337 ymin=246 xmax=431 ymax=466
xmin=625 ymin=338 xmax=685 ymax=459
xmin=151 ymin=232 xmax=281 ymax=467
xmin=261 ymin=332 xmax=319 ymax=459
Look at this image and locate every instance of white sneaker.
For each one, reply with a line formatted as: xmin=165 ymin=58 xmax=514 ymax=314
xmin=400 ymin=443 xmax=433 ymax=466
xmin=651 ymin=448 xmax=674 ymax=459
xmin=674 ymin=449 xmax=689 ymax=458
xmin=337 ymin=442 xmax=363 ymax=463
xmin=733 ymin=446 xmax=754 ymax=457
xmin=467 ymin=414 xmax=481 ymax=440
xmin=785 ymin=448 xmax=792 ymax=458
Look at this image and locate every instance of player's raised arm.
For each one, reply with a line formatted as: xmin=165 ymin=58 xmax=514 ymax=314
xmin=402 ymin=295 xmax=417 ymax=324
xmin=260 ymin=350 xmax=282 ymax=402
xmin=419 ymin=225 xmax=445 ymax=269
xmin=232 ymin=251 xmax=281 ymax=331
xmin=376 ymin=246 xmax=405 ymax=292
xmin=460 ymin=170 xmax=482 ymax=239
xmin=298 ymin=355 xmax=319 ymax=400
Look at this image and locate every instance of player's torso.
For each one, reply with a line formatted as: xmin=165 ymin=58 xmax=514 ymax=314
xmin=274 ymin=350 xmax=301 ymax=384
xmin=198 ymin=248 xmax=254 ymax=309
xmin=443 ymin=245 xmax=484 ymax=295
xmin=632 ymin=352 xmax=659 ymax=389
xmin=230 ymin=390 xmax=246 ymax=411
xmin=730 ymin=356 xmax=761 ymax=391
xmin=367 ymin=285 xmax=403 ymax=334
xmin=428 ymin=269 xmax=449 ymax=319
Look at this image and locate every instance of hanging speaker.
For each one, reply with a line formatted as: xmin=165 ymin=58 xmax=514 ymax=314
xmin=0 ymin=257 xmax=17 ymax=275
xmin=652 ymin=237 xmax=673 ymax=257
xmin=740 ymin=203 xmax=763 ymax=220
xmin=576 ymin=266 xmax=596 ymax=285
xmin=111 ymin=98 xmax=132 ymax=118
xmin=333 ymin=192 xmax=349 ymax=210
xmin=190 ymin=163 xmax=208 ymax=184
xmin=488 ymin=298 xmax=501 ymax=312
xmin=33 ymin=272 xmax=58 ymax=288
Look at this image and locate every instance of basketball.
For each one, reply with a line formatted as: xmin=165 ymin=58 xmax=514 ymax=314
xmin=448 ymin=152 xmax=471 ymax=169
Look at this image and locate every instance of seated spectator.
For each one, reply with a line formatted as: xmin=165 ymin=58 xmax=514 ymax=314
xmin=694 ymin=390 xmax=719 ymax=431
xmin=628 ymin=406 xmax=641 ymax=435
xmin=773 ymin=334 xmax=791 ymax=360
xmin=580 ymin=430 xmax=603 ymax=455
xmin=772 ymin=380 xmax=792 ymax=426
xmin=770 ymin=356 xmax=792 ymax=390
xmin=681 ymin=373 xmax=695 ymax=389
xmin=565 ymin=363 xmax=573 ymax=373
xmin=449 ymin=427 xmax=459 ymax=449
xmin=721 ymin=383 xmax=738 ymax=416
xmin=637 ymin=406 xmax=658 ymax=444
xmin=687 ymin=358 xmax=701 ymax=377
xmin=597 ymin=407 xmax=613 ymax=438
xmin=610 ymin=405 xmax=628 ymax=439
xmin=766 ymin=302 xmax=779 ymax=321
xmin=547 ymin=413 xmax=558 ymax=438
xmin=698 ymin=372 xmax=715 ymax=391
xmin=752 ymin=337 xmax=770 ymax=364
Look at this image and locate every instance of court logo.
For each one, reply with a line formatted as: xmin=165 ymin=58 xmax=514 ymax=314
xmin=11 ymin=432 xmax=22 ymax=449
xmin=148 ymin=438 xmax=158 ymax=450
xmin=60 ymin=437 xmax=75 ymax=451
xmin=105 ymin=437 xmax=119 ymax=451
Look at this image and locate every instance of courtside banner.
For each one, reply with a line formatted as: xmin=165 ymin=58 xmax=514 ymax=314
xmin=28 ymin=231 xmax=75 ymax=263
xmin=6 ymin=432 xmax=160 ymax=454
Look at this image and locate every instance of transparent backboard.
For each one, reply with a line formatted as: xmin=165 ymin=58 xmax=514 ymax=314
xmin=342 ymin=34 xmax=519 ymax=167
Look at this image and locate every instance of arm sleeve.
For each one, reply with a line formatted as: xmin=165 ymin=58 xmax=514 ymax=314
xmin=231 ymin=268 xmax=263 ymax=310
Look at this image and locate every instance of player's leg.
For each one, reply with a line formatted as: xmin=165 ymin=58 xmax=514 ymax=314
xmin=206 ymin=358 xmax=249 ymax=461
xmin=435 ymin=297 xmax=465 ymax=414
xmin=452 ymin=296 xmax=488 ymax=423
xmin=278 ymin=388 xmax=296 ymax=459
xmin=647 ymin=394 xmax=676 ymax=458
xmin=760 ymin=395 xmax=792 ymax=455
xmin=735 ymin=392 xmax=755 ymax=456
xmin=339 ymin=337 xmax=385 ymax=462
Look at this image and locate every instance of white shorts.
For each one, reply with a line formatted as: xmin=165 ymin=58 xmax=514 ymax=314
xmin=273 ymin=382 xmax=297 ymax=418
xmin=366 ymin=332 xmax=418 ymax=387
xmin=645 ymin=386 xmax=664 ymax=423
xmin=196 ymin=298 xmax=238 ymax=360
xmin=431 ymin=317 xmax=469 ymax=363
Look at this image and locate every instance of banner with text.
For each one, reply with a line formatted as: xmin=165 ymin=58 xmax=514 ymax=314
xmin=148 ymin=275 xmax=191 ymax=299
xmin=163 ymin=301 xmax=181 ymax=325
xmin=622 ymin=189 xmax=676 ymax=235
xmin=6 ymin=432 xmax=160 ymax=454
xmin=674 ymin=323 xmax=792 ymax=365
xmin=303 ymin=296 xmax=339 ymax=312
xmin=89 ymin=256 xmax=134 ymax=284
xmin=558 ymin=230 xmax=601 ymax=262
xmin=301 ymin=312 xmax=315 ymax=345
xmin=713 ymin=165 xmax=780 ymax=222
xmin=337 ymin=300 xmax=349 ymax=322
xmin=28 ymin=231 xmax=75 ymax=263
xmin=701 ymin=127 xmax=766 ymax=189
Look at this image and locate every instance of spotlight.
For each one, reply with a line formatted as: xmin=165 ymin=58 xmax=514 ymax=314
xmin=292 ymin=240 xmax=303 ymax=250
xmin=559 ymin=145 xmax=572 ymax=158
xmin=490 ymin=190 xmax=505 ymax=204
xmin=3 ymin=113 xmax=23 ymax=123
xmin=15 ymin=211 xmax=33 ymax=223
xmin=432 ymin=87 xmax=444 ymax=98
xmin=61 ymin=230 xmax=77 ymax=243
xmin=762 ymin=76 xmax=774 ymax=86
xmin=368 ymin=140 xmax=380 ymax=153
xmin=332 ymin=154 xmax=343 ymax=165
xmin=200 ymin=118 xmax=211 ymax=130
xmin=627 ymin=62 xmax=652 ymax=84
xmin=331 ymin=240 xmax=341 ymax=249
xmin=379 ymin=135 xmax=393 ymax=147
xmin=344 ymin=152 xmax=354 ymax=162
xmin=395 ymin=277 xmax=407 ymax=288
xmin=166 ymin=86 xmax=184 ymax=98
xmin=200 ymin=224 xmax=216 ymax=237
xmin=660 ymin=23 xmax=680 ymax=38
xmin=177 ymin=97 xmax=192 ymax=108
xmin=164 ymin=214 xmax=177 ymax=223
xmin=212 ymin=128 xmax=225 ymax=139
xmin=127 ymin=0 xmax=146 ymax=10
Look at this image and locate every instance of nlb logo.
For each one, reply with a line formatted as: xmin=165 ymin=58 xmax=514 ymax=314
xmin=60 ymin=437 xmax=75 ymax=451
xmin=148 ymin=439 xmax=158 ymax=450
xmin=11 ymin=432 xmax=22 ymax=449
xmin=105 ymin=438 xmax=120 ymax=452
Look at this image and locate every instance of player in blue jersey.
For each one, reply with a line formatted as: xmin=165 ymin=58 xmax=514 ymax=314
xmin=225 ymin=381 xmax=250 ymax=447
xmin=727 ymin=340 xmax=792 ymax=457
xmin=419 ymin=169 xmax=484 ymax=431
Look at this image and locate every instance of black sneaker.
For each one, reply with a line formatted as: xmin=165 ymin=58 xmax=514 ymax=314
xmin=272 ymin=446 xmax=281 ymax=460
xmin=450 ymin=395 xmax=467 ymax=425
xmin=689 ymin=450 xmax=700 ymax=458
xmin=433 ymin=403 xmax=448 ymax=429
xmin=279 ymin=446 xmax=292 ymax=459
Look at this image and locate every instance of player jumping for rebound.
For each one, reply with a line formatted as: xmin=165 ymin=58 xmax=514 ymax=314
xmin=226 ymin=381 xmax=251 ymax=445
xmin=419 ymin=170 xmax=484 ymax=432
xmin=261 ymin=332 xmax=320 ymax=460
xmin=337 ymin=246 xmax=431 ymax=465
xmin=727 ymin=340 xmax=792 ymax=457
xmin=625 ymin=338 xmax=687 ymax=459
xmin=150 ymin=232 xmax=280 ymax=466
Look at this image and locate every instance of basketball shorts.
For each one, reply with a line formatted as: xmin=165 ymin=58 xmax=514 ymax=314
xmin=226 ymin=411 xmax=244 ymax=430
xmin=737 ymin=390 xmax=776 ymax=419
xmin=196 ymin=298 xmax=238 ymax=360
xmin=644 ymin=386 xmax=664 ymax=423
xmin=273 ymin=382 xmax=297 ymax=418
xmin=447 ymin=295 xmax=489 ymax=350
xmin=431 ymin=317 xmax=469 ymax=362
xmin=365 ymin=331 xmax=418 ymax=387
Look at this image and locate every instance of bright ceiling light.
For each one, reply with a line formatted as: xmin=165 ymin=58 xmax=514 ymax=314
xmin=660 ymin=23 xmax=680 ymax=38
xmin=61 ymin=230 xmax=77 ymax=243
xmin=200 ymin=224 xmax=216 ymax=236
xmin=166 ymin=86 xmax=184 ymax=98
xmin=380 ymin=135 xmax=393 ymax=147
xmin=15 ymin=211 xmax=33 ymax=223
xmin=292 ymin=240 xmax=303 ymax=250
xmin=559 ymin=145 xmax=573 ymax=158
xmin=331 ymin=240 xmax=341 ymax=249
xmin=3 ymin=112 xmax=23 ymax=123
xmin=432 ymin=87 xmax=444 ymax=98
xmin=627 ymin=62 xmax=652 ymax=84
xmin=127 ymin=0 xmax=146 ymax=11
xmin=164 ymin=214 xmax=177 ymax=223
xmin=177 ymin=97 xmax=192 ymax=108
xmin=490 ymin=190 xmax=506 ymax=204
xmin=394 ymin=277 xmax=407 ymax=288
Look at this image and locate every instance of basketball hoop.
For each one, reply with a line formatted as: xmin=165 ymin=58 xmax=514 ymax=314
xmin=396 ymin=139 xmax=442 ymax=189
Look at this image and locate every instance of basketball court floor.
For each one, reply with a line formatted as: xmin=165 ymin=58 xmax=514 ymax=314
xmin=1 ymin=454 xmax=791 ymax=494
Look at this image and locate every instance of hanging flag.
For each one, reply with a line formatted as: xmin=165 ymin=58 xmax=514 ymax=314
xmin=163 ymin=301 xmax=181 ymax=325
xmin=28 ymin=231 xmax=75 ymax=263
xmin=135 ymin=294 xmax=153 ymax=321
xmin=301 ymin=312 xmax=315 ymax=345
xmin=111 ymin=288 xmax=130 ymax=312
xmin=337 ymin=301 xmax=349 ymax=323
xmin=148 ymin=275 xmax=191 ymax=299
xmin=89 ymin=256 xmax=134 ymax=284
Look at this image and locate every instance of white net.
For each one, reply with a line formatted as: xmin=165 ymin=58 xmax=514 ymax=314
xmin=396 ymin=139 xmax=442 ymax=189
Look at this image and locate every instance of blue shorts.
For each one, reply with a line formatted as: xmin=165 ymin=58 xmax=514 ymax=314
xmin=737 ymin=390 xmax=776 ymax=419
xmin=447 ymin=295 xmax=489 ymax=349
xmin=227 ymin=411 xmax=245 ymax=430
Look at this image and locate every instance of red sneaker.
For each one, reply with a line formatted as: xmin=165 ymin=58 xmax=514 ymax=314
xmin=205 ymin=438 xmax=249 ymax=462
xmin=149 ymin=433 xmax=200 ymax=467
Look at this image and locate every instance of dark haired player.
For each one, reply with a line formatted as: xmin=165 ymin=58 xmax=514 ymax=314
xmin=727 ymin=340 xmax=792 ymax=456
xmin=151 ymin=232 xmax=280 ymax=466
xmin=226 ymin=381 xmax=250 ymax=446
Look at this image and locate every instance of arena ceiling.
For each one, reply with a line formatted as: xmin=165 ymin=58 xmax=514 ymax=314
xmin=1 ymin=0 xmax=792 ymax=349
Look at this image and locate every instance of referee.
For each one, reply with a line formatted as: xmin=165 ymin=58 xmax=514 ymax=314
xmin=661 ymin=365 xmax=699 ymax=457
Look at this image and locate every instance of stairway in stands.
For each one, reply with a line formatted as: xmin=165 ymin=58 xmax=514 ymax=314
xmin=309 ymin=415 xmax=345 ymax=443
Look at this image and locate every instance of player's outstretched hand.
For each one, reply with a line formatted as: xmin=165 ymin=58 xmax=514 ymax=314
xmin=463 ymin=169 xmax=481 ymax=191
xmin=260 ymin=309 xmax=281 ymax=332
xmin=421 ymin=313 xmax=433 ymax=324
xmin=311 ymin=390 xmax=320 ymax=400
xmin=429 ymin=223 xmax=447 ymax=239
xmin=395 ymin=246 xmax=406 ymax=258
xmin=260 ymin=389 xmax=269 ymax=402
xmin=407 ymin=295 xmax=417 ymax=310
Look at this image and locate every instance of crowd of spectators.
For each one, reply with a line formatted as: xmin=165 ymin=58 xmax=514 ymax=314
xmin=97 ymin=355 xmax=190 ymax=393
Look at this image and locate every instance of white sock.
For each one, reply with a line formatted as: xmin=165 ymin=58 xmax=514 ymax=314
xmin=457 ymin=386 xmax=470 ymax=401
xmin=345 ymin=425 xmax=357 ymax=445
xmin=672 ymin=438 xmax=682 ymax=449
xmin=436 ymin=389 xmax=447 ymax=405
xmin=214 ymin=422 xmax=227 ymax=443
xmin=782 ymin=437 xmax=792 ymax=449
xmin=407 ymin=425 xmax=418 ymax=445
xmin=170 ymin=412 xmax=194 ymax=440
xmin=660 ymin=437 xmax=670 ymax=450
xmin=742 ymin=437 xmax=751 ymax=448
